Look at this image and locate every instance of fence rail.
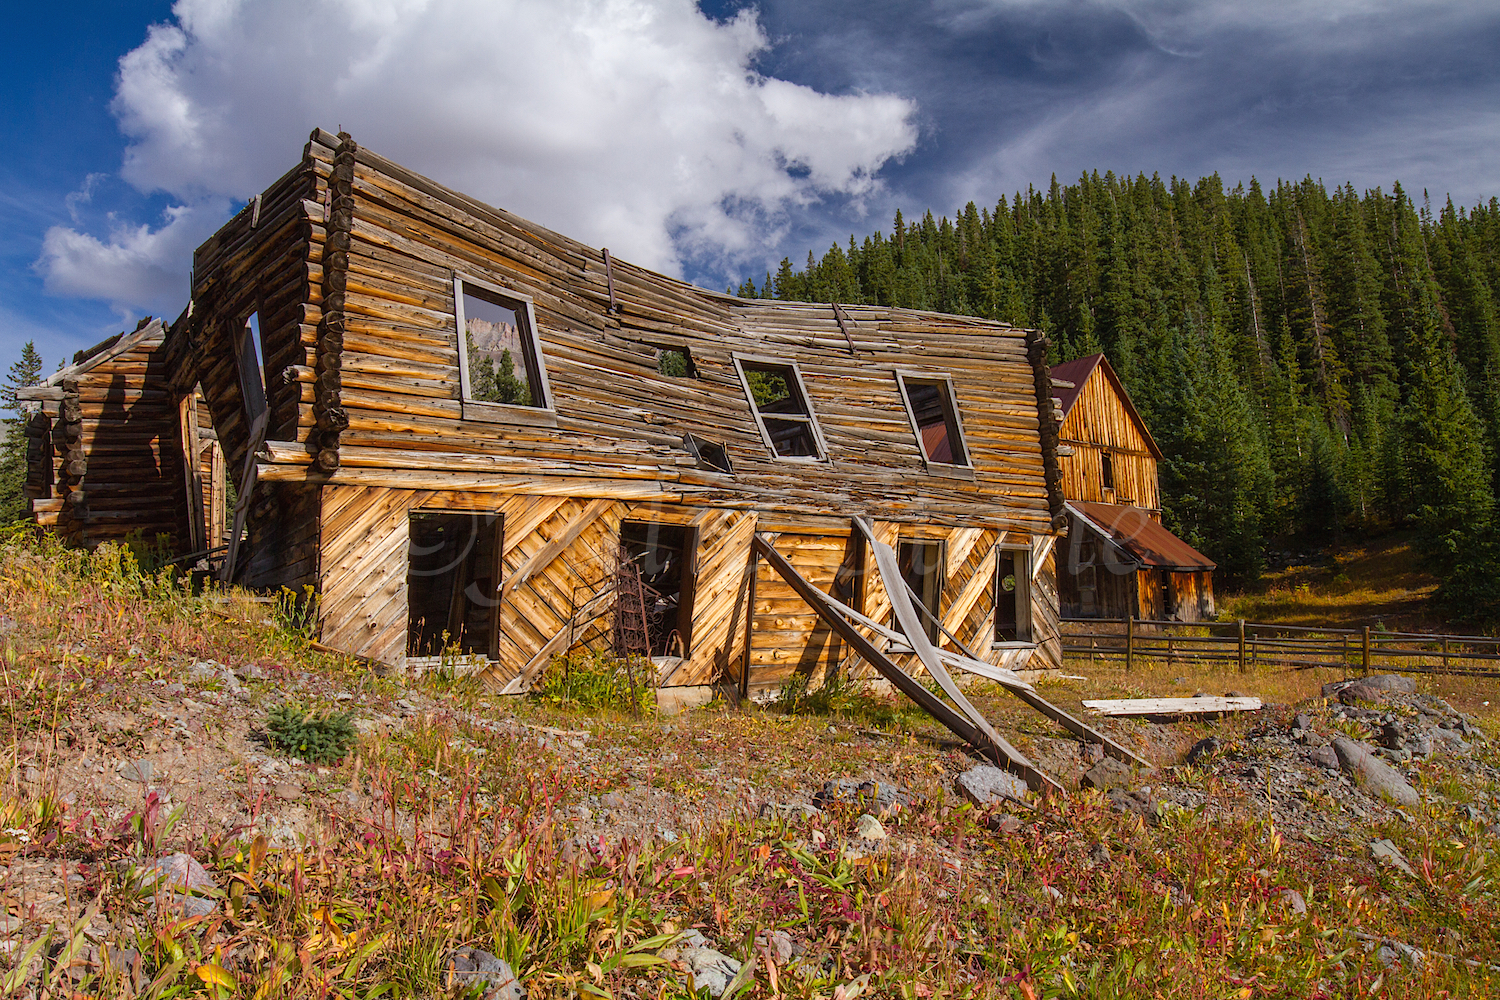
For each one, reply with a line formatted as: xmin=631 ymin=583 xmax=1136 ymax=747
xmin=1061 ymin=617 xmax=1500 ymax=677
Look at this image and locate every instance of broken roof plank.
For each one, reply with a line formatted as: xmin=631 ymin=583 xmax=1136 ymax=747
xmin=1082 ymin=696 xmax=1262 ymax=717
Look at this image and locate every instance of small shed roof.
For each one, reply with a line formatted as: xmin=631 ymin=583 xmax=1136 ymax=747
xmin=1049 ymin=353 xmax=1164 ymax=460
xmin=1069 ymin=500 xmax=1216 ymax=571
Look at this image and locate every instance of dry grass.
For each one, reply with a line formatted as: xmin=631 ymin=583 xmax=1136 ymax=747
xmin=0 ymin=531 xmax=1496 ymax=997
xmin=1219 ymin=533 xmax=1445 ymax=633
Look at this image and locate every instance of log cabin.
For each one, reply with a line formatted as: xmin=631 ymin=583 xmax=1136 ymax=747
xmin=26 ymin=129 xmax=1092 ymax=717
xmin=17 ymin=320 xmax=226 ymax=555
xmin=1048 ymin=352 xmax=1216 ymax=622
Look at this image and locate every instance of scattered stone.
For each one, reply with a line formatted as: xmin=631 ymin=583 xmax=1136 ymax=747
xmin=1280 ymin=888 xmax=1307 ymax=914
xmin=813 ymin=779 xmax=911 ymax=817
xmin=985 ymin=812 xmax=1025 ymax=835
xmin=854 ymin=814 xmax=887 ymax=841
xmin=1106 ymin=787 xmax=1162 ymax=824
xmin=1185 ymin=737 xmax=1223 ymax=766
xmin=119 ymin=760 xmax=153 ymax=784
xmin=1043 ymin=885 xmax=1063 ymax=902
xmin=442 ymin=947 xmax=524 ymax=1000
xmin=955 ymin=764 xmax=1028 ymax=807
xmin=1292 ymin=714 xmax=1313 ymax=732
xmin=663 ymin=931 xmax=742 ymax=998
xmin=601 ymin=792 xmax=625 ymax=808
xmin=1089 ymin=842 xmax=1112 ymax=865
xmin=1463 ymin=804 xmax=1484 ymax=824
xmin=1080 ymin=757 xmax=1133 ymax=791
xmin=1309 ymin=745 xmax=1339 ymax=769
xmin=1368 ymin=838 xmax=1417 ymax=878
xmin=272 ymin=783 xmax=302 ymax=801
xmin=1325 ymin=674 xmax=1416 ymax=705
xmin=1332 ymin=738 xmax=1420 ymax=807
xmin=1375 ymin=938 xmax=1424 ymax=969
xmin=756 ymin=928 xmax=794 ymax=965
xmin=759 ymin=802 xmax=820 ymax=822
xmin=137 ymin=854 xmax=219 ymax=917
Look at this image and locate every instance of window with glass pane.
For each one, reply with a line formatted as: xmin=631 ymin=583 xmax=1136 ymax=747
xmin=735 ymin=359 xmax=825 ymax=459
xmin=898 ymin=374 xmax=969 ymax=467
xmin=458 ymin=281 xmax=547 ymax=409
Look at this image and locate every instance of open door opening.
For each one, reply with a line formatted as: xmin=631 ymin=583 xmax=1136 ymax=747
xmin=620 ymin=520 xmax=698 ymax=657
xmin=407 ymin=511 xmax=502 ymax=658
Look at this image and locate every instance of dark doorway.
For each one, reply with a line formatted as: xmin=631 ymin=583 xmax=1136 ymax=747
xmin=896 ymin=540 xmax=944 ymax=642
xmin=407 ymin=511 xmax=502 ymax=658
xmin=620 ymin=521 xmax=698 ymax=656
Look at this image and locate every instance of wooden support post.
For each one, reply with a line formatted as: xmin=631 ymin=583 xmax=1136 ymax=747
xmin=1237 ymin=619 xmax=1246 ymax=673
xmin=741 ymin=547 xmax=757 ymax=702
xmin=1443 ymin=635 xmax=1450 ymax=672
xmin=1362 ymin=625 xmax=1371 ymax=675
xmin=1125 ymin=615 xmax=1135 ymax=673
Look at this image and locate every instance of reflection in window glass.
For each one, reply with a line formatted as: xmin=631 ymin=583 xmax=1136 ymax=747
xmin=463 ymin=289 xmax=532 ymax=407
xmin=901 ymin=376 xmax=968 ymax=466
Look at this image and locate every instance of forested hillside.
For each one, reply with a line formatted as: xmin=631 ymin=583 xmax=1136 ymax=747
xmin=740 ymin=175 xmax=1500 ymax=622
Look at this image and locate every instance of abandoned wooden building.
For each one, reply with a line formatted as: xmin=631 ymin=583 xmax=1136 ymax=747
xmin=1048 ymin=353 xmax=1216 ymax=622
xmin=17 ymin=321 xmax=226 ymax=554
xmin=19 ymin=128 xmax=1177 ymax=788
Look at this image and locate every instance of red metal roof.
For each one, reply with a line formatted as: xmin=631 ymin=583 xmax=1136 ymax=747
xmin=1047 ymin=353 xmax=1104 ymax=421
xmin=1069 ymin=501 xmax=1216 ymax=571
xmin=1048 ymin=353 xmax=1164 ymax=460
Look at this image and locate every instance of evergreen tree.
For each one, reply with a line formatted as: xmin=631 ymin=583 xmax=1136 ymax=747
xmin=0 ymin=342 xmax=44 ymax=527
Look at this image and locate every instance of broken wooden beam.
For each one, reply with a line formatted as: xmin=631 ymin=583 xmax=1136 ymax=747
xmin=1082 ymin=696 xmax=1262 ymax=717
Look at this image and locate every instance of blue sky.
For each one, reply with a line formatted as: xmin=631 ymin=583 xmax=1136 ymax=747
xmin=3 ymin=0 xmax=1498 ymax=375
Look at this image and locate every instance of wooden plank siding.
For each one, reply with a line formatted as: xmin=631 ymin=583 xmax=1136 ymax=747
xmin=166 ymin=129 xmax=1069 ymax=690
xmin=1056 ymin=361 xmax=1161 ymax=513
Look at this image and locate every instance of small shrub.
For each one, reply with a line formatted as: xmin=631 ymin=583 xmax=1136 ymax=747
xmin=533 ymin=650 xmax=653 ymax=714
xmin=265 ymin=702 xmax=357 ymax=763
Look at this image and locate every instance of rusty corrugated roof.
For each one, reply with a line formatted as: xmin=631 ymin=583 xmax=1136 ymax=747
xmin=1069 ymin=500 xmax=1216 ymax=571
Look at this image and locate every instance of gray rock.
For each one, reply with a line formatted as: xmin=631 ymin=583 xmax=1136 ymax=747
xmin=1292 ymin=714 xmax=1314 ymax=732
xmin=1374 ymin=939 xmax=1424 ymax=969
xmin=138 ymin=854 xmax=219 ymax=917
xmin=986 ymin=813 xmax=1025 ymax=834
xmin=1309 ymin=745 xmax=1339 ymax=769
xmin=119 ymin=760 xmax=153 ymax=784
xmin=955 ymin=764 xmax=1028 ymax=806
xmin=1106 ymin=787 xmax=1162 ymax=824
xmin=1043 ymin=885 xmax=1064 ymax=902
xmin=1280 ymin=888 xmax=1307 ymax=914
xmin=442 ymin=947 xmax=524 ymax=1000
xmin=1185 ymin=737 xmax=1222 ymax=766
xmin=1332 ymin=738 xmax=1420 ymax=807
xmin=1090 ymin=842 xmax=1112 ymax=865
xmin=813 ymin=779 xmax=911 ymax=816
xmin=756 ymin=928 xmax=793 ymax=965
xmin=1080 ymin=757 xmax=1133 ymax=791
xmin=854 ymin=814 xmax=886 ymax=841
xmin=686 ymin=946 xmax=743 ymax=997
xmin=758 ymin=802 xmax=820 ymax=822
xmin=1368 ymin=838 xmax=1417 ymax=878
xmin=1325 ymin=674 xmax=1416 ymax=705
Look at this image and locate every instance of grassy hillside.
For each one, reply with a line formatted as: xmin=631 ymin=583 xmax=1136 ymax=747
xmin=0 ymin=531 xmax=1495 ymax=997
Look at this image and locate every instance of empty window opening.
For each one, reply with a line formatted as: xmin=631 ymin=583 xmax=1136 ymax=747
xmin=619 ymin=521 xmax=698 ymax=657
xmin=994 ymin=548 xmax=1033 ymax=643
xmin=895 ymin=540 xmax=944 ymax=643
xmin=456 ymin=278 xmax=551 ymax=411
xmin=657 ymin=347 xmax=696 ymax=378
xmin=236 ymin=312 xmax=267 ymax=429
xmin=898 ymin=374 xmax=970 ymax=467
xmin=683 ymin=432 xmax=733 ymax=475
xmin=1101 ymin=451 xmax=1115 ymax=491
xmin=407 ymin=511 xmax=502 ymax=659
xmin=734 ymin=358 xmax=824 ymax=459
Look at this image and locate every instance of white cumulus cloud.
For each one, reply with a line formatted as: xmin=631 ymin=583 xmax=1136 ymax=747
xmin=40 ymin=0 xmax=919 ymax=310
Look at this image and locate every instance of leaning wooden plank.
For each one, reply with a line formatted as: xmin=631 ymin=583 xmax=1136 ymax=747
xmin=1082 ymin=697 xmax=1263 ymax=717
xmin=882 ymin=557 xmax=1154 ymax=768
xmin=499 ymin=497 xmax=613 ymax=600
xmin=752 ymin=533 xmax=1061 ymax=794
xmin=487 ymin=587 xmax=614 ymax=695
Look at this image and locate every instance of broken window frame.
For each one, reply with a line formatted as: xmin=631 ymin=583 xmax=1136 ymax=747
xmin=893 ymin=537 xmax=946 ymax=645
xmin=233 ymin=308 xmax=268 ymax=433
xmin=894 ymin=370 xmax=974 ymax=478
xmin=1100 ymin=449 xmax=1115 ymax=491
xmin=731 ymin=353 xmax=828 ymax=462
xmin=453 ymin=272 xmax=556 ymax=426
xmin=655 ymin=344 xmax=698 ymax=378
xmin=993 ymin=544 xmax=1034 ymax=646
xmin=682 ymin=432 xmax=733 ymax=475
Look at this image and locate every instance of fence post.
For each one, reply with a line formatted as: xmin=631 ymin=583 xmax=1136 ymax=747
xmin=1443 ymin=635 xmax=1450 ymax=672
xmin=1126 ymin=615 xmax=1135 ymax=673
xmin=1237 ymin=619 xmax=1247 ymax=673
xmin=1362 ymin=625 xmax=1371 ymax=675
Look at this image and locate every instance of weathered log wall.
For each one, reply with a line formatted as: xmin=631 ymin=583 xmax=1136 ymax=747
xmin=1057 ymin=363 xmax=1161 ymax=513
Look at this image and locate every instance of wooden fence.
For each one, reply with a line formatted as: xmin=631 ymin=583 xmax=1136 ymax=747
xmin=1061 ymin=617 xmax=1500 ymax=678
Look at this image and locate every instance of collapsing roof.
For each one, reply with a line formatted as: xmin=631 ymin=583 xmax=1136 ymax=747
xmin=1069 ymin=500 xmax=1216 ymax=571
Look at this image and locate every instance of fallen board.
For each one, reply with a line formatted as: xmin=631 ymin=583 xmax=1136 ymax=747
xmin=1082 ymin=696 xmax=1262 ymax=717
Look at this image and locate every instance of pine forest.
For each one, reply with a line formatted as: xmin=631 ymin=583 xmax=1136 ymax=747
xmin=737 ymin=174 xmax=1500 ymax=625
